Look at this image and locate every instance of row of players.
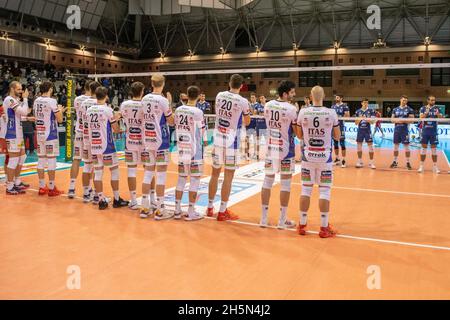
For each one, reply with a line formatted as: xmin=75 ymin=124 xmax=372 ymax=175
xmin=0 ymin=75 xmax=445 ymax=237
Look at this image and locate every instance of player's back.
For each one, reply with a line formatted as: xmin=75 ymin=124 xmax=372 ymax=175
xmin=87 ymin=104 xmax=115 ymax=155
xmin=141 ymin=93 xmax=171 ymax=151
xmin=34 ymin=96 xmax=58 ymax=142
xmin=214 ymin=91 xmax=249 ymax=148
xmin=298 ymin=106 xmax=338 ymax=163
xmin=175 ymin=105 xmax=205 ymax=161
xmin=4 ymin=96 xmax=24 ymax=140
xmin=74 ymin=95 xmax=89 ymax=133
xmin=81 ymin=98 xmax=97 ymax=143
xmin=264 ymin=100 xmax=297 ymax=160
xmin=120 ymin=99 xmax=143 ymax=150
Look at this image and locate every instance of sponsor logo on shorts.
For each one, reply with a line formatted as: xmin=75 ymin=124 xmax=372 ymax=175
xmin=103 ymin=155 xmax=113 ymax=166
xmin=320 ymin=170 xmax=332 ymax=184
xmin=191 ymin=163 xmax=200 ymax=174
xmin=301 ymin=168 xmax=311 ymax=182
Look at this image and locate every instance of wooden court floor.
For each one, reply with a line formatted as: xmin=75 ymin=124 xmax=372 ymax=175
xmin=0 ymin=149 xmax=449 ymax=300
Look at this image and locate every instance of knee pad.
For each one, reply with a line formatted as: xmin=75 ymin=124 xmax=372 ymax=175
xmin=404 ymin=145 xmax=410 ymax=153
xmin=333 ymin=140 xmax=339 ymax=149
xmin=156 ymin=171 xmax=167 ymax=186
xmin=7 ymin=156 xmax=19 ymax=170
xmin=262 ymin=175 xmax=275 ymax=190
xmin=19 ymin=154 xmax=27 ymax=166
xmin=421 ymin=148 xmax=427 ymax=155
xmin=47 ymin=157 xmax=57 ymax=171
xmin=432 ymin=148 xmax=437 ymax=156
xmin=319 ymin=186 xmax=331 ymax=201
xmin=37 ymin=158 xmax=47 ymax=170
xmin=280 ymin=177 xmax=292 ymax=192
xmin=176 ymin=176 xmax=187 ymax=192
xmin=94 ymin=169 xmax=104 ymax=181
xmin=83 ymin=162 xmax=92 ymax=174
xmin=301 ymin=185 xmax=313 ymax=198
xmin=110 ymin=167 xmax=119 ymax=181
xmin=368 ymin=145 xmax=374 ymax=153
xmin=394 ymin=144 xmax=400 ymax=152
xmin=189 ymin=177 xmax=201 ymax=193
xmin=127 ymin=167 xmax=137 ymax=178
xmin=340 ymin=141 xmax=346 ymax=150
xmin=143 ymin=170 xmax=155 ymax=185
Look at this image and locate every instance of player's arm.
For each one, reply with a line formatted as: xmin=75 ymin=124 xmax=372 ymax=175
xmin=111 ymin=111 xmax=121 ymax=133
xmin=355 ymin=112 xmax=361 ymax=126
xmin=295 ymin=112 xmax=303 ymax=139
xmin=15 ymin=89 xmax=30 ymax=116
xmin=163 ymin=101 xmax=175 ymax=126
xmin=332 ymin=113 xmax=341 ymax=140
xmin=242 ymin=102 xmax=251 ymax=127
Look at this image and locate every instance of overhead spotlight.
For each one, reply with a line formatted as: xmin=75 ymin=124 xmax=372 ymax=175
xmin=255 ymin=45 xmax=261 ymax=53
xmin=292 ymin=43 xmax=298 ymax=51
xmin=424 ymin=36 xmax=431 ymax=47
xmin=2 ymin=31 xmax=8 ymax=40
xmin=80 ymin=45 xmax=86 ymax=52
xmin=44 ymin=38 xmax=51 ymax=48
xmin=219 ymin=47 xmax=226 ymax=55
xmin=333 ymin=41 xmax=340 ymax=50
xmin=158 ymin=51 xmax=166 ymax=60
xmin=373 ymin=37 xmax=386 ymax=48
xmin=188 ymin=49 xmax=194 ymax=57
xmin=108 ymin=50 xmax=114 ymax=57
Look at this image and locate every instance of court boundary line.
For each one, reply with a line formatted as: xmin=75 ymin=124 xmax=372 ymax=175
xmin=15 ymin=187 xmax=450 ymax=252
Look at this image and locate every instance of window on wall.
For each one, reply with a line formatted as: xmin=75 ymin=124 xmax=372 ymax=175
xmin=299 ymin=61 xmax=332 ymax=87
xmin=196 ymin=74 xmax=219 ymax=80
xmin=431 ymin=57 xmax=450 ymax=86
xmin=263 ymin=72 xmax=290 ymax=79
xmin=386 ymin=68 xmax=420 ymax=76
xmin=342 ymin=70 xmax=374 ymax=77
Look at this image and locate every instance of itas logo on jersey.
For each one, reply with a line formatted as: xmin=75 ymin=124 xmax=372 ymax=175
xmin=308 ymin=128 xmax=326 ymax=136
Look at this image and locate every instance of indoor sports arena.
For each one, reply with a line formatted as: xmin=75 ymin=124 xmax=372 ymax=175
xmin=0 ymin=0 xmax=449 ymax=304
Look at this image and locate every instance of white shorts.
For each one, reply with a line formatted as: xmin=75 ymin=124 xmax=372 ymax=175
xmin=212 ymin=146 xmax=239 ymax=170
xmin=178 ymin=160 xmax=203 ymax=177
xmin=141 ymin=149 xmax=170 ymax=167
xmin=301 ymin=162 xmax=333 ymax=187
xmin=265 ymin=157 xmax=295 ymax=175
xmin=37 ymin=139 xmax=60 ymax=157
xmin=125 ymin=148 xmax=145 ymax=166
xmin=74 ymin=133 xmax=84 ymax=160
xmin=6 ymin=138 xmax=25 ymax=153
xmin=93 ymin=153 xmax=119 ymax=168
xmin=82 ymin=145 xmax=93 ymax=163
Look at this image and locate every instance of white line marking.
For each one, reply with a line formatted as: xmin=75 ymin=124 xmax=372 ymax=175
xmin=18 ymin=187 xmax=450 ymax=252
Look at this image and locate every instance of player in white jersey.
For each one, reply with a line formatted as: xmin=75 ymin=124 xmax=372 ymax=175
xmin=68 ymin=80 xmax=92 ymax=198
xmin=260 ymin=81 xmax=298 ymax=229
xmin=80 ymin=81 xmax=102 ymax=203
xmin=140 ymin=74 xmax=175 ymax=220
xmin=206 ymin=74 xmax=251 ymax=221
xmin=120 ymin=81 xmax=145 ymax=210
xmin=33 ymin=81 xmax=65 ymax=197
xmin=174 ymin=86 xmax=208 ymax=221
xmin=87 ymin=86 xmax=129 ymax=210
xmin=296 ymin=86 xmax=341 ymax=238
xmin=4 ymin=81 xmax=30 ymax=195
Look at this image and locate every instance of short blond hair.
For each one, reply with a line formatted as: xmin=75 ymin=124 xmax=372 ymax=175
xmin=151 ymin=74 xmax=165 ymax=88
xmin=311 ymin=85 xmax=325 ymax=101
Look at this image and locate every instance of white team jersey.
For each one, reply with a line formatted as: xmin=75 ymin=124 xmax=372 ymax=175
xmin=141 ymin=93 xmax=172 ymax=151
xmin=264 ymin=100 xmax=297 ymax=160
xmin=175 ymin=105 xmax=206 ymax=162
xmin=3 ymin=96 xmax=29 ymax=140
xmin=87 ymin=104 xmax=116 ymax=155
xmin=74 ymin=95 xmax=89 ymax=134
xmin=297 ymin=107 xmax=339 ymax=163
xmin=81 ymin=98 xmax=97 ymax=146
xmin=33 ymin=96 xmax=59 ymax=142
xmin=214 ymin=91 xmax=250 ymax=148
xmin=120 ymin=99 xmax=143 ymax=151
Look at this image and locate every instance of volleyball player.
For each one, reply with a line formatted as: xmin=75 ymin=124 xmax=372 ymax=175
xmin=206 ymin=74 xmax=251 ymax=221
xmin=331 ymin=94 xmax=349 ymax=168
xmin=254 ymin=94 xmax=267 ymax=161
xmin=174 ymin=86 xmax=207 ymax=221
xmin=245 ymin=93 xmax=258 ymax=160
xmin=4 ymin=81 xmax=30 ymax=195
xmin=0 ymin=103 xmax=8 ymax=183
xmin=373 ymin=109 xmax=384 ymax=138
xmin=355 ymin=98 xmax=377 ymax=169
xmin=68 ymin=80 xmax=91 ymax=198
xmin=81 ymin=81 xmax=101 ymax=203
xmin=296 ymin=86 xmax=340 ymax=238
xmin=120 ymin=81 xmax=145 ymax=209
xmin=390 ymin=95 xmax=415 ymax=170
xmin=140 ymin=74 xmax=175 ymax=220
xmin=260 ymin=81 xmax=297 ymax=229
xmin=418 ymin=95 xmax=442 ymax=174
xmin=34 ymin=81 xmax=65 ymax=196
xmin=88 ymin=86 xmax=129 ymax=210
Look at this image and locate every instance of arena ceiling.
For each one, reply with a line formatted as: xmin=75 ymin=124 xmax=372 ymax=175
xmin=0 ymin=0 xmax=449 ymax=58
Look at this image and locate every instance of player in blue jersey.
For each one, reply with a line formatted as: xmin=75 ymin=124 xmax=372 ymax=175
xmin=245 ymin=93 xmax=258 ymax=160
xmin=418 ymin=95 xmax=442 ymax=174
xmin=390 ymin=95 xmax=415 ymax=170
xmin=355 ymin=98 xmax=376 ymax=169
xmin=331 ymin=94 xmax=350 ymax=168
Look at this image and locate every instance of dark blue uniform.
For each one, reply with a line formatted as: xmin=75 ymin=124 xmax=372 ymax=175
xmin=246 ymin=104 xmax=257 ymax=134
xmin=196 ymin=101 xmax=211 ymax=113
xmin=253 ymin=102 xmax=266 ymax=136
xmin=355 ymin=108 xmax=376 ymax=143
xmin=420 ymin=105 xmax=440 ymax=146
xmin=392 ymin=106 xmax=415 ymax=144
xmin=331 ymin=103 xmax=349 ymax=149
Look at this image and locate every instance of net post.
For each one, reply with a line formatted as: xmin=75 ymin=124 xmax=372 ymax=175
xmin=65 ymin=77 xmax=76 ymax=162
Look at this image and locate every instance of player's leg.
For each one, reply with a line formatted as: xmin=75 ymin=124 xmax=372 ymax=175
xmin=5 ymin=138 xmax=24 ymax=194
xmin=298 ymin=162 xmax=314 ymax=235
xmin=175 ymin=163 xmax=188 ymax=219
xmin=125 ymin=150 xmax=138 ymax=210
xmin=185 ymin=162 xmax=204 ymax=221
xmin=217 ymin=167 xmax=238 ymax=221
xmin=207 ymin=147 xmax=223 ymax=217
xmin=154 ymin=150 xmax=173 ymax=220
xmin=340 ymin=139 xmax=347 ymax=168
xmin=404 ymin=143 xmax=412 ymax=170
xmin=14 ymin=147 xmax=28 ymax=189
xmin=318 ymin=164 xmax=336 ymax=238
xmin=367 ymin=132 xmax=375 ymax=169
xmin=110 ymin=155 xmax=128 ymax=209
xmin=36 ymin=142 xmax=48 ymax=195
xmin=47 ymin=140 xmax=62 ymax=196
xmin=260 ymin=168 xmax=274 ymax=227
xmin=333 ymin=139 xmax=340 ymax=164
xmin=245 ymin=134 xmax=250 ymax=160
xmin=431 ymin=142 xmax=440 ymax=174
xmin=82 ymin=148 xmax=94 ymax=203
xmin=356 ymin=130 xmax=363 ymax=168
xmin=418 ymin=139 xmax=428 ymax=173
xmin=278 ymin=172 xmax=295 ymax=229
xmin=68 ymin=136 xmax=83 ymax=197
xmin=93 ymin=155 xmax=106 ymax=209
xmin=140 ymin=160 xmax=156 ymax=219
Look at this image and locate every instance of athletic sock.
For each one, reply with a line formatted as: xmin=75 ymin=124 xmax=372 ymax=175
xmin=113 ymin=190 xmax=120 ymax=201
xmin=261 ymin=205 xmax=269 ymax=217
xmin=7 ymin=181 xmax=14 ymax=190
xmin=14 ymin=177 xmax=21 ymax=186
xmin=39 ymin=179 xmax=46 ymax=188
xmin=69 ymin=179 xmax=76 ymax=190
xmin=130 ymin=191 xmax=137 ymax=203
xmin=150 ymin=190 xmax=156 ymax=204
xmin=208 ymin=199 xmax=214 ymax=209
xmin=394 ymin=156 xmax=398 ymax=162
xmin=142 ymin=195 xmax=150 ymax=210
xmin=300 ymin=212 xmax=308 ymax=226
xmin=219 ymin=201 xmax=227 ymax=213
xmin=188 ymin=202 xmax=195 ymax=215
xmin=83 ymin=186 xmax=90 ymax=196
xmin=48 ymin=181 xmax=55 ymax=190
xmin=279 ymin=207 xmax=288 ymax=224
xmin=175 ymin=199 xmax=181 ymax=213
xmin=320 ymin=212 xmax=329 ymax=228
xmin=98 ymin=192 xmax=105 ymax=201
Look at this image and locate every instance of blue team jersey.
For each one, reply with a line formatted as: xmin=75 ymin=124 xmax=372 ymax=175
xmin=252 ymin=102 xmax=266 ymax=129
xmin=420 ymin=106 xmax=440 ymax=135
xmin=331 ymin=103 xmax=349 ymax=126
xmin=392 ymin=106 xmax=415 ymax=130
xmin=196 ymin=101 xmax=211 ymax=113
xmin=355 ymin=108 xmax=376 ymax=130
